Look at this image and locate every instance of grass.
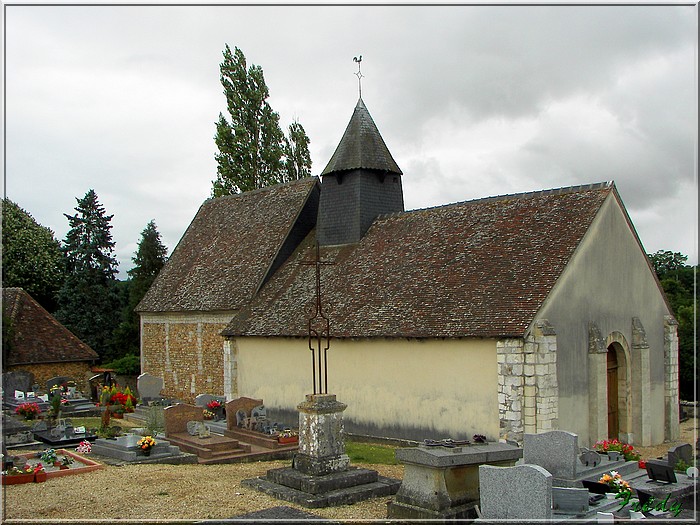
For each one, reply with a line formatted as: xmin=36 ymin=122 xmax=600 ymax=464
xmin=345 ymin=441 xmax=399 ymax=465
xmin=67 ymin=416 xmax=141 ymax=431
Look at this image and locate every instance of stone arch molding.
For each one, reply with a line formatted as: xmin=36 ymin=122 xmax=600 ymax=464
xmin=588 ymin=324 xmax=634 ymax=445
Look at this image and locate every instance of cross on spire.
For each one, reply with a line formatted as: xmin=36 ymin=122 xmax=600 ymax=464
xmin=353 ymin=55 xmax=363 ymax=98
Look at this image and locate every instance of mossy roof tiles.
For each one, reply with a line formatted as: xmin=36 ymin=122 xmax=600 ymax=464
xmin=2 ymin=288 xmax=99 ymax=365
xmin=136 ymin=177 xmax=319 ymax=313
xmin=223 ymin=182 xmax=614 ymax=339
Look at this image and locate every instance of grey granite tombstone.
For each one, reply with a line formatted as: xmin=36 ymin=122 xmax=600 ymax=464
xmin=552 ymin=487 xmax=589 ymax=515
xmin=667 ymin=444 xmax=693 ymax=468
xmin=2 ymin=371 xmax=34 ymax=399
xmin=137 ymin=373 xmax=164 ymax=403
xmin=523 ymin=430 xmax=579 ymax=479
xmin=479 ymin=464 xmax=553 ymax=520
xmin=194 ymin=394 xmax=225 ymax=407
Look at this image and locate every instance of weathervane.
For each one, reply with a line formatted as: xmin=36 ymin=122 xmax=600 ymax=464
xmin=301 ymin=242 xmax=334 ymax=394
xmin=353 ymin=55 xmax=363 ymax=98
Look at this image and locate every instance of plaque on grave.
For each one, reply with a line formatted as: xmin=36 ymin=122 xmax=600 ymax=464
xmin=646 ymin=460 xmax=677 ymax=483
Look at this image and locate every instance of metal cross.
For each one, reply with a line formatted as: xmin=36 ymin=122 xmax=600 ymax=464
xmin=353 ymin=55 xmax=363 ymax=98
xmin=300 ymin=242 xmax=335 ymax=394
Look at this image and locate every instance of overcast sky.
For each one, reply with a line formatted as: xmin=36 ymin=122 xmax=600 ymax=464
xmin=4 ymin=4 xmax=698 ymax=278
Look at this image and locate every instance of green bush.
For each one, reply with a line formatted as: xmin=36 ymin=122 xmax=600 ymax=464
xmin=103 ymin=354 xmax=140 ymax=375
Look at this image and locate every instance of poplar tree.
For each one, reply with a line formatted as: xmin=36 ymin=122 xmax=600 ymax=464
xmin=213 ymin=45 xmax=311 ymax=196
xmin=283 ymin=120 xmax=312 ymax=182
xmin=55 ymin=189 xmax=120 ymax=359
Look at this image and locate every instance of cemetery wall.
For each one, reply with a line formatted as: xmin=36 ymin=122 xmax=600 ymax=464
xmin=537 ymin=194 xmax=675 ymax=446
xmin=5 ymin=362 xmax=92 ymax=393
xmin=140 ymin=312 xmax=233 ymax=403
xmin=231 ymin=336 xmax=500 ymax=441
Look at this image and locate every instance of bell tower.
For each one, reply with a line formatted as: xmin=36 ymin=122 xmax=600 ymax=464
xmin=317 ymin=97 xmax=404 ymax=246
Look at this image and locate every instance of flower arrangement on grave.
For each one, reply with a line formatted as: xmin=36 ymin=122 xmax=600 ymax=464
xmin=75 ymin=441 xmax=92 ymax=454
xmin=202 ymin=409 xmax=215 ymax=420
xmin=100 ymin=385 xmax=137 ymax=414
xmin=4 ymin=464 xmax=33 ymax=476
xmin=599 ymin=470 xmax=631 ymax=494
xmin=60 ymin=455 xmax=74 ymax=467
xmin=14 ymin=402 xmax=41 ymax=420
xmin=206 ymin=400 xmax=223 ymax=410
xmin=594 ymin=439 xmax=641 ymax=461
xmin=473 ymin=434 xmax=487 ymax=444
xmin=137 ymin=436 xmax=156 ymax=453
xmin=33 ymin=463 xmax=45 ymax=474
xmin=40 ymin=448 xmax=58 ymax=465
xmin=279 ymin=428 xmax=298 ymax=438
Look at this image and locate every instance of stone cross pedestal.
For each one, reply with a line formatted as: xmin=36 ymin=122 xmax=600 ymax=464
xmin=241 ymin=393 xmax=400 ymax=508
xmin=294 ymin=393 xmax=350 ymax=476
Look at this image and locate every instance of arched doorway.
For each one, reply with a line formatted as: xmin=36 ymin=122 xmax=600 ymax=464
xmin=607 ymin=348 xmax=619 ymax=439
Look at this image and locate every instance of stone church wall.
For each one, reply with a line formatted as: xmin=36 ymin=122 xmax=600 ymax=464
xmin=140 ymin=312 xmax=233 ymax=403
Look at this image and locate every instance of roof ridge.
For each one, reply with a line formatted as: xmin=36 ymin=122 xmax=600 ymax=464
xmin=398 ymin=180 xmax=614 ymax=217
xmin=205 ymin=176 xmax=319 ymax=203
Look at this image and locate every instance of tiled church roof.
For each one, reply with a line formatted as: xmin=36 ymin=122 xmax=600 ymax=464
xmin=321 ymin=98 xmax=402 ymax=176
xmin=223 ymin=182 xmax=614 ymax=339
xmin=136 ymin=177 xmax=319 ymax=313
xmin=2 ymin=288 xmax=99 ymax=365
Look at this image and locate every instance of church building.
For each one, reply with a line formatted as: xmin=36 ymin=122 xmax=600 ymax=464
xmin=137 ymin=97 xmax=679 ymax=447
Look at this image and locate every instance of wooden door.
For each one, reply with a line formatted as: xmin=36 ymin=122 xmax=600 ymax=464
xmin=607 ymin=350 xmax=619 ymax=439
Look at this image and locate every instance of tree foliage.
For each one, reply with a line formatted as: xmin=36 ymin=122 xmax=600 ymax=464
xmin=55 ymin=190 xmax=120 ymax=360
xmin=1 ymin=198 xmax=66 ymax=312
xmin=111 ymin=220 xmax=168 ymax=358
xmin=648 ymin=250 xmax=697 ymax=400
xmin=212 ymin=45 xmax=311 ymax=196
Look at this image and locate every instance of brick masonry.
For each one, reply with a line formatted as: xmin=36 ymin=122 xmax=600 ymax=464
xmin=498 ymin=320 xmax=558 ymax=443
xmin=140 ymin=312 xmax=233 ymax=403
xmin=6 ymin=362 xmax=94 ymax=394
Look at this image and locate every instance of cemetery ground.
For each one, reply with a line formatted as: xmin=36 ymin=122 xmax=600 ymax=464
xmin=2 ymin=418 xmax=697 ymax=522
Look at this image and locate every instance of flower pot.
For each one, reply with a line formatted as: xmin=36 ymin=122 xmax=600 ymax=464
xmin=278 ymin=436 xmax=298 ymax=445
xmin=34 ymin=471 xmax=47 ymax=483
xmin=112 ymin=412 xmax=124 ymax=419
xmin=141 ymin=448 xmax=151 ymax=456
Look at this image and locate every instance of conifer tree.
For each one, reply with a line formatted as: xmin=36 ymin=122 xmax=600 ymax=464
xmin=212 ymin=45 xmax=311 ymax=196
xmin=55 ymin=189 xmax=120 ymax=359
xmin=111 ymin=220 xmax=168 ymax=357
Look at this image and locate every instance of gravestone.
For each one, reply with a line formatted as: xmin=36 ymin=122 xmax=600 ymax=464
xmin=137 ymin=373 xmax=164 ymax=404
xmin=194 ymin=394 xmax=225 ymax=408
xmin=523 ymin=430 xmax=579 ymax=479
xmin=164 ymin=404 xmax=204 ymax=436
xmin=2 ymin=371 xmax=35 ymax=399
xmin=667 ymin=444 xmax=693 ymax=468
xmin=46 ymin=376 xmax=74 ymax=391
xmin=479 ymin=464 xmax=553 ymax=520
xmin=225 ymin=397 xmax=263 ymax=430
xmin=552 ymin=487 xmax=589 ymax=515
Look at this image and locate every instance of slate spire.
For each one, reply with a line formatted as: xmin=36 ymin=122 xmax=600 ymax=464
xmin=321 ymin=98 xmax=402 ymax=177
xmin=318 ymin=97 xmax=404 ymax=246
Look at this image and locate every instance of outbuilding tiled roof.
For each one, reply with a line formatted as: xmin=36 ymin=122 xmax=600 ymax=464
xmin=2 ymin=288 xmax=99 ymax=365
xmin=136 ymin=177 xmax=319 ymax=313
xmin=223 ymin=182 xmax=614 ymax=339
xmin=321 ymin=98 xmax=402 ymax=176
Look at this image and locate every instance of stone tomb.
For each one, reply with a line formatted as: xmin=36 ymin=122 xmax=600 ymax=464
xmin=90 ymin=433 xmax=194 ymax=464
xmin=162 ymin=403 xmax=252 ymax=464
xmin=388 ymin=440 xmax=522 ymax=520
xmin=223 ymin=397 xmax=297 ymax=451
xmin=242 ymin=393 xmax=400 ymax=508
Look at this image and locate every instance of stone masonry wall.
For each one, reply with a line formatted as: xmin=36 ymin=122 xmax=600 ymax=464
xmin=498 ymin=320 xmax=559 ymax=443
xmin=140 ymin=312 xmax=233 ymax=403
xmin=7 ymin=362 xmax=94 ymax=394
xmin=664 ymin=315 xmax=680 ymax=441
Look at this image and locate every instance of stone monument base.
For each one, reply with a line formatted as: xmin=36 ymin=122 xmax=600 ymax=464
xmin=387 ymin=499 xmax=478 ymax=521
xmin=242 ymin=466 xmax=401 ymax=508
